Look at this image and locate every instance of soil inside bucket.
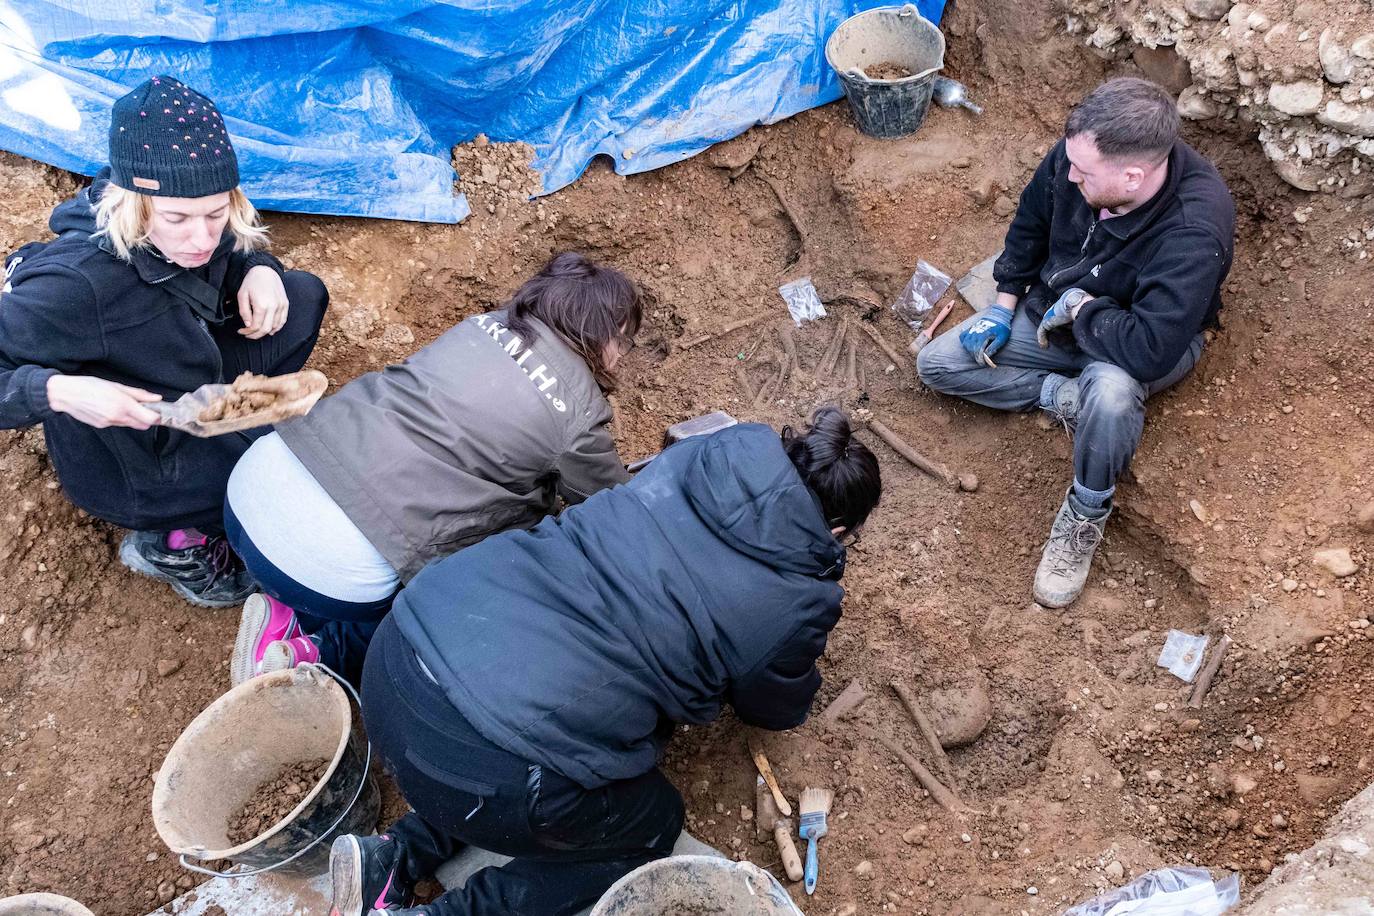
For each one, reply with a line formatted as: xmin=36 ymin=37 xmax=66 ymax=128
xmin=224 ymin=758 xmax=331 ymax=847
xmin=863 ymin=61 xmax=914 ymax=80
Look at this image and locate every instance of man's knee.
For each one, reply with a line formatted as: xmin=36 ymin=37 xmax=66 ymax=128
xmin=1078 ymin=361 xmax=1146 ymax=419
xmin=915 ymin=332 xmax=967 ymax=392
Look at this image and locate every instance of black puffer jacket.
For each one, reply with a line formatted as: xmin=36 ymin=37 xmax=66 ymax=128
xmin=0 ymin=172 xmax=284 ymax=530
xmin=994 ymin=140 xmax=1235 ymax=382
xmin=393 ymin=423 xmax=846 ymax=788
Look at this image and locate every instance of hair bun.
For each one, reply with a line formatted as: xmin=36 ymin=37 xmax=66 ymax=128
xmin=543 ymin=251 xmax=594 ymax=279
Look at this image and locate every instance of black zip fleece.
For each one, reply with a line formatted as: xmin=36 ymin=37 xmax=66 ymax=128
xmin=0 ymin=172 xmax=290 ymax=530
xmin=993 ymin=139 xmax=1235 ymax=382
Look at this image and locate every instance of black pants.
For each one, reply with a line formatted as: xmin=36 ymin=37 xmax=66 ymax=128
xmin=361 ymin=616 xmax=685 ymax=916
xmin=144 ymin=269 xmax=329 ymax=533
xmin=211 ymin=269 xmax=328 ymax=383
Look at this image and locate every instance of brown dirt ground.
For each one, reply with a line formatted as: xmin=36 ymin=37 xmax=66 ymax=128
xmin=2 ymin=2 xmax=1373 ymax=913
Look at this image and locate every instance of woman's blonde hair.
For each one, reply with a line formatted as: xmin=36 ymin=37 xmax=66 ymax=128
xmin=93 ymin=184 xmax=269 ymax=261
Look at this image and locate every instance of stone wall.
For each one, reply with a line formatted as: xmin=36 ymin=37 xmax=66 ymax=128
xmin=1239 ymin=781 xmax=1374 ymax=914
xmin=1065 ymin=0 xmax=1374 ymax=195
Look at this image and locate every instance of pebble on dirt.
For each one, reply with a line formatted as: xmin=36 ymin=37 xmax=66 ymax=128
xmin=1312 ymin=547 xmax=1358 ymax=577
xmin=156 ymin=658 xmax=184 ymax=678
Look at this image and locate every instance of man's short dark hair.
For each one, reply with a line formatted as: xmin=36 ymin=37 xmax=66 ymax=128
xmin=1065 ymin=77 xmax=1179 ymax=164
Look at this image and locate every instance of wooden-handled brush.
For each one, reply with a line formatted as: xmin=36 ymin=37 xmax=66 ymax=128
xmin=798 ymin=786 xmax=833 ymax=896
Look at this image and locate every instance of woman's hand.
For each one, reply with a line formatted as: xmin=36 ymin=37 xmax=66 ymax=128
xmin=47 ymin=375 xmax=162 ymax=429
xmin=237 ymin=265 xmax=290 ymax=339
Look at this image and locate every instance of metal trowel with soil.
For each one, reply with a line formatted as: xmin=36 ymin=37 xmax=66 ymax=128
xmin=626 ymin=410 xmax=738 ymax=472
xmin=147 ymin=369 xmax=328 ymax=438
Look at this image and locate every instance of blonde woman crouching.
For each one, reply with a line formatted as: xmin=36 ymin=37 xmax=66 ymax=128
xmin=0 ymin=75 xmax=328 ymax=607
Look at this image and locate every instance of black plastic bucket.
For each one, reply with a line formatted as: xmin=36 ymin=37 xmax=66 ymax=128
xmin=152 ymin=666 xmax=380 ymax=878
xmin=825 ymin=4 xmax=946 ymax=139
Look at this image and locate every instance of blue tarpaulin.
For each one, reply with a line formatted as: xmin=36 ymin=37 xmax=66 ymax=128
xmin=0 ymin=1 xmax=944 ymax=223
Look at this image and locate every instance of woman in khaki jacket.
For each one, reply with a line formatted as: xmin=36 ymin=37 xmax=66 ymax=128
xmin=224 ymin=251 xmax=640 ymax=685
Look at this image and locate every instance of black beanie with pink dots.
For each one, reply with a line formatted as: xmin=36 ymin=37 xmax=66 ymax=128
xmin=108 ymin=75 xmax=239 ymax=198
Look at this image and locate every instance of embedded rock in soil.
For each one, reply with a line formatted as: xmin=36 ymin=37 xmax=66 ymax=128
xmin=1357 ymin=501 xmax=1374 ymax=532
xmin=1268 ymin=81 xmax=1325 ymax=116
xmin=225 ymin=758 xmax=330 ymax=846
xmin=1320 ymin=29 xmax=1356 ymax=84
xmin=1317 ymin=100 xmax=1374 ymax=136
xmin=927 ymin=683 xmax=993 ymax=748
xmin=707 ymin=133 xmax=763 ymax=172
xmin=1312 ymin=547 xmax=1358 ymax=577
xmin=1184 ymin=0 xmax=1233 ymax=19
xmin=1295 ymin=773 xmax=1350 ymax=807
xmin=1178 ymin=86 xmax=1221 ymax=120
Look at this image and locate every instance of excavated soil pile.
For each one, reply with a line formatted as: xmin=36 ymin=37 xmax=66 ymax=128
xmin=223 ymin=758 xmax=330 ymax=847
xmin=1 ymin=1 xmax=1372 ymax=913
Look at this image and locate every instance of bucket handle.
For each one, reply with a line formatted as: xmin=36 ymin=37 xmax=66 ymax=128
xmin=898 ymin=3 xmax=919 ymax=17
xmin=176 ymin=664 xmax=373 ymax=880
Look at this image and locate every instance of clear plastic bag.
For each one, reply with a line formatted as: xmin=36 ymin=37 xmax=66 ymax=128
xmin=1157 ymin=630 xmax=1209 ymax=683
xmin=892 ymin=260 xmax=952 ymax=328
xmin=1063 ymin=866 xmax=1241 ymax=916
xmin=779 ymin=278 xmax=827 ymax=326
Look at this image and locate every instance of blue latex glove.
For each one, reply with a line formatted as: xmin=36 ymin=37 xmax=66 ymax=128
xmin=1036 ymin=288 xmax=1092 ymax=348
xmin=959 ymin=305 xmax=1013 ymax=368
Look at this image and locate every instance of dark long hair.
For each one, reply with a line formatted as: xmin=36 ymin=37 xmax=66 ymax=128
xmin=505 ymin=252 xmax=642 ymax=391
xmin=782 ymin=407 xmax=881 ymax=534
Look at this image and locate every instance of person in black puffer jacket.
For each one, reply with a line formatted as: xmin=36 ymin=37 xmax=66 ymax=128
xmin=318 ymin=408 xmax=881 ymax=916
xmin=0 ymin=75 xmax=327 ymax=607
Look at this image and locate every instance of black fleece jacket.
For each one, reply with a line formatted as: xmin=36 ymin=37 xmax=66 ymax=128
xmin=0 ymin=171 xmax=283 ymax=530
xmin=994 ymin=140 xmax=1235 ymax=382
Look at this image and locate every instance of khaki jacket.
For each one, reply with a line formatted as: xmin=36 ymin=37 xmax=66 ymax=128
xmin=277 ymin=309 xmax=627 ymax=580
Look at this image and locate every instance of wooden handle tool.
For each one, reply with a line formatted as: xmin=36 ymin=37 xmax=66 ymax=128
xmin=774 ymin=818 xmax=805 ymax=881
xmin=748 ymin=736 xmax=792 ymax=817
xmin=909 ymin=298 xmax=957 ymax=354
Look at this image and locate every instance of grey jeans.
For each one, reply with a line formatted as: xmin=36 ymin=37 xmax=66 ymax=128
xmin=915 ymin=306 xmax=1203 ymax=493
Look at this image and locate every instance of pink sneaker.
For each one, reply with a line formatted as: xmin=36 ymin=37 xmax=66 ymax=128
xmin=230 ymin=594 xmax=301 ymax=686
xmin=261 ymin=635 xmax=321 ymax=677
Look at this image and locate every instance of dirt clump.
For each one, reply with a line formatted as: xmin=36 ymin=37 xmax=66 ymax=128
xmin=865 ymin=61 xmax=915 ymax=80
xmin=452 ymin=134 xmax=542 ymax=217
xmin=197 ymin=372 xmax=284 ymax=422
xmin=224 ymin=758 xmax=330 ymax=846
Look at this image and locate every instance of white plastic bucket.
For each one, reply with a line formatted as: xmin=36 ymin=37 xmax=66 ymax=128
xmin=590 ymin=855 xmax=803 ymax=915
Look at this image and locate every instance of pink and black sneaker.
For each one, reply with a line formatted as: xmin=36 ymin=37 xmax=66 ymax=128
xmin=230 ymin=594 xmax=302 ymax=686
xmin=260 ymin=634 xmax=321 ymax=677
xmin=329 ymin=833 xmax=416 ymax=916
xmin=119 ymin=528 xmax=256 ymax=608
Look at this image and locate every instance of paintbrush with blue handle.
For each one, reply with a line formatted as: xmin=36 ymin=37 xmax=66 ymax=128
xmin=798 ymin=786 xmax=833 ymax=896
